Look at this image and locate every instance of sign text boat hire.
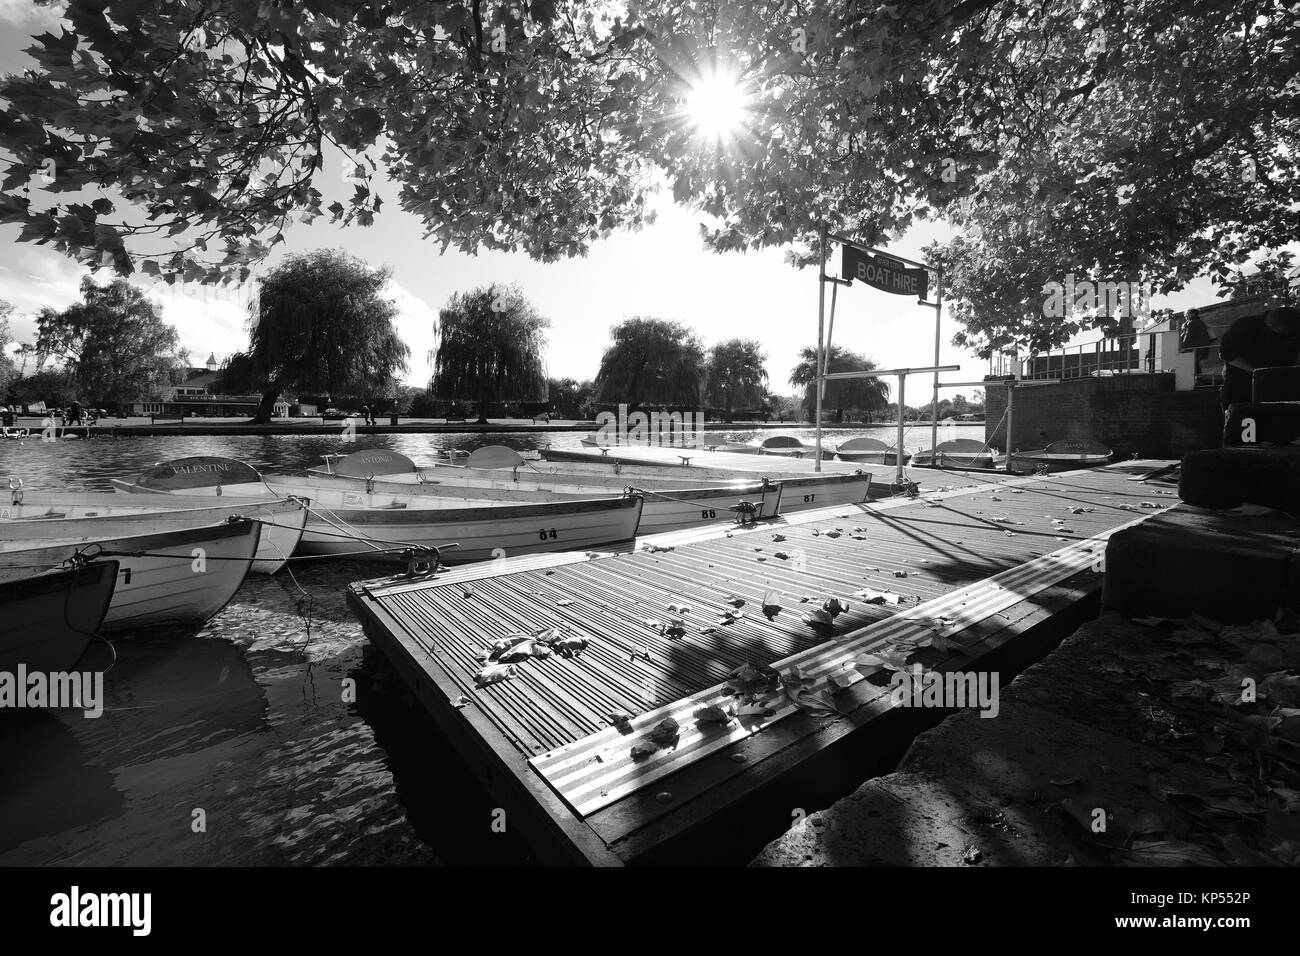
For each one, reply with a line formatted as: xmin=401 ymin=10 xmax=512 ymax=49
xmin=841 ymin=245 xmax=929 ymax=301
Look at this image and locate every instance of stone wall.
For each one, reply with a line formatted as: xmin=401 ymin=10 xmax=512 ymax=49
xmin=984 ymin=374 xmax=1221 ymax=459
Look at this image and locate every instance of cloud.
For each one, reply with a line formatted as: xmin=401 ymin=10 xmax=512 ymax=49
xmin=387 ymin=279 xmax=437 ymax=386
xmin=0 ymin=0 xmax=64 ymax=29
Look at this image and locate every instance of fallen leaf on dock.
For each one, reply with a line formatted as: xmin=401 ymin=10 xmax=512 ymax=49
xmin=726 ymin=596 xmax=745 ymax=608
xmin=802 ymin=608 xmax=835 ymax=628
xmin=762 ymin=590 xmax=782 ymax=620
xmin=552 ymin=636 xmax=589 ymax=658
xmin=488 ymin=634 xmax=532 ymax=658
xmin=784 ymin=684 xmax=840 ymax=717
xmin=648 ymin=717 xmax=680 ymax=745
xmin=630 ymin=741 xmax=658 ymax=760
xmin=854 ymin=588 xmax=904 ymax=605
xmin=771 ymin=534 xmax=787 ymax=542
xmin=557 ymin=599 xmax=575 ymax=607
xmin=694 ymin=703 xmax=733 ymax=725
xmin=774 ymin=551 xmax=790 ymax=560
xmin=699 ymin=626 xmax=717 ymax=636
xmin=666 ymin=603 xmax=691 ymax=615
xmin=495 ymin=640 xmax=537 ymax=663
xmin=726 ymin=662 xmax=780 ymax=695
xmin=736 ymin=701 xmax=775 ymax=718
xmin=823 ymin=597 xmax=850 ymax=616
xmin=894 ymin=570 xmax=908 ymax=578
xmin=474 ymin=663 xmax=517 ymax=687
xmin=1139 ymin=501 xmax=1164 ymax=509
xmin=606 ymin=711 xmax=633 ymax=728
xmin=629 ymin=647 xmax=652 ymax=663
xmin=1068 ymin=506 xmax=1095 ymax=514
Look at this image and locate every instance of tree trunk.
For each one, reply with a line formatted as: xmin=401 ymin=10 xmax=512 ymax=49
xmin=250 ymin=386 xmax=281 ymax=424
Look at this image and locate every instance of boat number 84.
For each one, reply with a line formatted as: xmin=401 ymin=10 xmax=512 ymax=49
xmin=538 ymin=528 xmax=559 ymax=540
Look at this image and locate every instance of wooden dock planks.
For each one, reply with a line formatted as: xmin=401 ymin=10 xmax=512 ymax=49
xmin=347 ymin=463 xmax=1176 ymax=863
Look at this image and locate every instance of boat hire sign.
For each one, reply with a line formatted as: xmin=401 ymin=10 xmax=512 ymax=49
xmin=842 ymin=246 xmax=929 ymax=300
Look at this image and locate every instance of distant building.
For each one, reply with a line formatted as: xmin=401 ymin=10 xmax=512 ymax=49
xmin=131 ymin=353 xmax=292 ymax=418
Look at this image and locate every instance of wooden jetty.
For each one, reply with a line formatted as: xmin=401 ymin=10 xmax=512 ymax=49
xmin=347 ymin=462 xmax=1177 ymax=865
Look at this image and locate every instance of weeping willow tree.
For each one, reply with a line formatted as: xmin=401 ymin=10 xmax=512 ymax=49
xmin=594 ymin=317 xmax=705 ymax=408
xmin=430 ymin=284 xmax=549 ymax=422
xmin=789 ymin=346 xmax=890 ymax=423
xmin=223 ymin=249 xmax=409 ymax=423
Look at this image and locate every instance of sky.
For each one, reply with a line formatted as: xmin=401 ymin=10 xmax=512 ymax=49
xmin=0 ymin=1 xmax=1224 ymax=394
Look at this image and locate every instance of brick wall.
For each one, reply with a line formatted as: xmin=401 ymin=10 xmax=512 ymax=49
xmin=984 ymin=374 xmax=1222 ymax=459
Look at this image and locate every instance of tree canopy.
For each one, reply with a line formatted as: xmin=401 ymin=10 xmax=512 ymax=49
xmin=1 ymin=1 xmax=1295 ymax=356
xmin=34 ymin=276 xmax=187 ymax=407
xmin=228 ymin=248 xmax=408 ymax=422
xmin=789 ymin=345 xmax=890 ymax=421
xmin=705 ymin=338 xmax=768 ymax=418
xmin=594 ymin=317 xmax=705 ymax=407
xmin=430 ymin=284 xmax=549 ymax=422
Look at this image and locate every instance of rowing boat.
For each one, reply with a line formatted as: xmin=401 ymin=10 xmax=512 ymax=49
xmin=909 ymin=439 xmax=996 ymax=470
xmin=303 ymin=450 xmax=779 ymax=535
xmin=0 ymin=561 xmax=118 ymax=671
xmin=1006 ymin=439 xmax=1114 ymax=474
xmin=111 ymin=457 xmax=647 ymax=561
xmin=0 ymin=519 xmax=262 ymax=631
xmin=833 ymin=436 xmax=903 ymax=464
xmin=0 ymin=492 xmax=308 ymax=574
xmin=305 ymin=449 xmax=876 ymax=532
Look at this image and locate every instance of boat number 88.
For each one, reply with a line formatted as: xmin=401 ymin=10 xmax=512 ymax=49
xmin=700 ymin=509 xmax=717 ymax=519
xmin=538 ymin=528 xmax=558 ymax=540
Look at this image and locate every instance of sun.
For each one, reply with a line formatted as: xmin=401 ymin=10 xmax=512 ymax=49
xmin=683 ymin=68 xmax=750 ymax=142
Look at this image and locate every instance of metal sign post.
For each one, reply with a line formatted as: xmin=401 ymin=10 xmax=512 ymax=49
xmin=824 ymin=364 xmax=959 ymax=484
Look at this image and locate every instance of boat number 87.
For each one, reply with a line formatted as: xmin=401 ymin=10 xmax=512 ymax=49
xmin=538 ymin=528 xmax=558 ymax=540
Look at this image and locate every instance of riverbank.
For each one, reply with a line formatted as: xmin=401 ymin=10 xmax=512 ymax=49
xmin=752 ymin=609 xmax=1300 ymax=866
xmin=4 ymin=417 xmax=976 ymax=438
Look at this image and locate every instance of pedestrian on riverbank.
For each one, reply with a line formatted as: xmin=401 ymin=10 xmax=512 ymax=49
xmin=1218 ymin=306 xmax=1300 ymax=409
xmin=1180 ymin=308 xmax=1214 ymax=374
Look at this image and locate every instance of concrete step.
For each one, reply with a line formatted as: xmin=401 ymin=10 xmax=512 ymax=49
xmin=1224 ymin=401 xmax=1300 ymax=446
xmin=1180 ymin=446 xmax=1300 ymax=511
xmin=1254 ymin=365 xmax=1300 ymax=402
xmin=1102 ymin=506 xmax=1300 ymax=622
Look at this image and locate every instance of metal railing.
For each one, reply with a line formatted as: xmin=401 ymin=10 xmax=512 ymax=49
xmin=990 ymin=331 xmax=1164 ymax=381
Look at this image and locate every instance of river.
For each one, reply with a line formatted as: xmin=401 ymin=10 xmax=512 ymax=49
xmin=0 ymin=423 xmax=984 ymax=865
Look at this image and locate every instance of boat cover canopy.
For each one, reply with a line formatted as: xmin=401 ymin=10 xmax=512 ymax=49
xmin=464 ymin=445 xmax=526 ymax=470
xmin=760 ymin=435 xmax=805 ymax=449
xmin=333 ymin=449 xmax=420 ymax=477
xmin=135 ymin=456 xmax=262 ymax=490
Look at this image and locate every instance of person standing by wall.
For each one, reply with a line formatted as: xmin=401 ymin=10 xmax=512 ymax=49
xmin=1180 ymin=308 xmax=1214 ymax=375
xmin=1218 ymin=306 xmax=1300 ymax=409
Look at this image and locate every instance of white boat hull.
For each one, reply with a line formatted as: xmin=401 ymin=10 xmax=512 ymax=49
xmin=0 ymin=494 xmax=307 ymax=574
xmin=0 ymin=520 xmax=261 ymax=631
xmin=300 ymin=469 xmax=874 ymax=533
xmin=111 ymin=476 xmax=647 ymax=562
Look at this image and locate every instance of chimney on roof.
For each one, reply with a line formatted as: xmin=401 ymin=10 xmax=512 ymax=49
xmin=206 ymin=352 xmax=218 ymax=372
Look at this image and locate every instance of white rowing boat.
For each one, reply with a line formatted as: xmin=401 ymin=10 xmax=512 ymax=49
xmin=834 ymin=436 xmax=903 ymax=464
xmin=1006 ymin=439 xmax=1114 ymax=474
xmin=0 ymin=491 xmax=308 ymax=574
xmin=0 ymin=560 xmax=119 ymax=671
xmin=909 ymin=439 xmax=997 ymax=470
xmin=0 ymin=519 xmax=262 ymax=632
xmin=111 ymin=457 xmax=647 ymax=561
xmin=306 ymin=449 xmax=876 ymax=533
